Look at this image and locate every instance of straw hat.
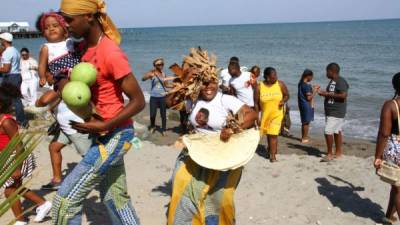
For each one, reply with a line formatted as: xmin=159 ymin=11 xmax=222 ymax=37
xmin=183 ymin=128 xmax=260 ymax=171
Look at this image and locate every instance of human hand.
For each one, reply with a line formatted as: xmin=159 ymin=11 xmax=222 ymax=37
xmin=70 ymin=118 xmax=108 ymax=134
xmin=39 ymin=77 xmax=47 ymax=87
xmin=278 ymin=100 xmax=284 ymax=109
xmin=220 ymin=128 xmax=234 ymax=142
xmin=318 ymin=91 xmax=328 ymax=97
xmin=12 ymin=169 xmax=22 ymax=180
xmin=374 ymin=158 xmax=382 ymax=170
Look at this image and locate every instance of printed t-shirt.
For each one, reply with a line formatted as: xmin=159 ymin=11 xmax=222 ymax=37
xmin=324 ymin=76 xmax=349 ymax=118
xmin=189 ymin=92 xmax=244 ymax=134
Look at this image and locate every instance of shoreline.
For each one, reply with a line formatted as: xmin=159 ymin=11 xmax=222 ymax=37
xmin=0 ymin=103 xmax=381 ymax=225
xmin=133 ymin=103 xmax=376 ymax=159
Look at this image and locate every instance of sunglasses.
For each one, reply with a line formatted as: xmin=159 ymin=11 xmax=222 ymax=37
xmin=155 ymin=63 xmax=164 ymax=66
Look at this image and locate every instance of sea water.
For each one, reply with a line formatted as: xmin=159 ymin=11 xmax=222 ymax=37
xmin=14 ymin=19 xmax=400 ymax=140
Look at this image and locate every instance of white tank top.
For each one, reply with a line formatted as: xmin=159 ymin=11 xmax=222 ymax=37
xmin=44 ymin=40 xmax=68 ymax=63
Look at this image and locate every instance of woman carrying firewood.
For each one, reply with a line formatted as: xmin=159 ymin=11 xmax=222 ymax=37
xmin=167 ymin=48 xmax=258 ymax=225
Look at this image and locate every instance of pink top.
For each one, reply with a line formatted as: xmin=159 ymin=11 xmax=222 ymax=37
xmin=0 ymin=114 xmax=16 ymax=151
xmin=81 ymin=36 xmax=133 ymax=128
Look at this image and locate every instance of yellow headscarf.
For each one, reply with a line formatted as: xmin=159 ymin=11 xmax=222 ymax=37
xmin=60 ymin=0 xmax=121 ymax=45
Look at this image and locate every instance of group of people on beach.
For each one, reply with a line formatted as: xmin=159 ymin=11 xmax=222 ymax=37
xmin=9 ymin=0 xmax=400 ymax=225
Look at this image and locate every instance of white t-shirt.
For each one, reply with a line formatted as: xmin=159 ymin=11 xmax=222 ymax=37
xmin=54 ymin=100 xmax=85 ymax=135
xmin=20 ymin=57 xmax=38 ymax=80
xmin=219 ymin=66 xmax=249 ymax=87
xmin=229 ymin=71 xmax=254 ymax=107
xmin=219 ymin=69 xmax=231 ymax=88
xmin=189 ymin=92 xmax=244 ymax=134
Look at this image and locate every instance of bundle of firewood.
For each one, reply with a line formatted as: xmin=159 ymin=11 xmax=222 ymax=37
xmin=166 ymin=47 xmax=219 ymax=111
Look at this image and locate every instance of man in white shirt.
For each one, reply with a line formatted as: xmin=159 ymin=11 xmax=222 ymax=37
xmin=0 ymin=32 xmax=28 ymax=127
xmin=228 ymin=61 xmax=255 ymax=107
xmin=20 ymin=48 xmax=39 ymax=106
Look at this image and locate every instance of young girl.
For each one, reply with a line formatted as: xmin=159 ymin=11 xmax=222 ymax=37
xmin=35 ymin=12 xmax=92 ymax=190
xmin=0 ymin=83 xmax=52 ymax=225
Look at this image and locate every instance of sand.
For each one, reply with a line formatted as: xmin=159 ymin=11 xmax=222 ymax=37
xmin=0 ymin=108 xmax=391 ymax=225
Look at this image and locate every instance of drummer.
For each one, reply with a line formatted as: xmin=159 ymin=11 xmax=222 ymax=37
xmin=167 ymin=65 xmax=258 ymax=224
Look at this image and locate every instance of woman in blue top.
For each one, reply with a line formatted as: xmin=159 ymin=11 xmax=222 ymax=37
xmin=143 ymin=58 xmax=169 ymax=136
xmin=298 ymin=69 xmax=319 ymax=143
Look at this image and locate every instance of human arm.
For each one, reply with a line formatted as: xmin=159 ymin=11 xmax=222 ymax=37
xmin=29 ymin=58 xmax=39 ymax=71
xmin=36 ymin=90 xmax=59 ymax=107
xmin=374 ymin=100 xmax=394 ymax=169
xmin=318 ymin=79 xmax=348 ymax=100
xmin=0 ymin=64 xmax=11 ymax=73
xmin=220 ymin=105 xmax=258 ymax=142
xmin=71 ymin=74 xmax=145 ymax=133
xmin=0 ymin=50 xmax=11 ymax=73
xmin=142 ymin=70 xmax=155 ymax=81
xmin=253 ymin=84 xmax=261 ymax=125
xmin=2 ymin=118 xmax=22 ymax=179
xmin=38 ymin=45 xmax=49 ymax=87
xmin=318 ymin=91 xmax=347 ymax=100
xmin=279 ymin=80 xmax=290 ymax=108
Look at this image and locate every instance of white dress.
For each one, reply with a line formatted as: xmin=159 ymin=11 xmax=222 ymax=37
xmin=20 ymin=57 xmax=39 ymax=106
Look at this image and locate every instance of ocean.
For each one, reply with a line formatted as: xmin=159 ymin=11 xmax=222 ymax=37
xmin=13 ymin=19 xmax=400 ymax=140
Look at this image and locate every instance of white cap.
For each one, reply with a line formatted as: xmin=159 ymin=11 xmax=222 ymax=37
xmin=0 ymin=32 xmax=13 ymax=42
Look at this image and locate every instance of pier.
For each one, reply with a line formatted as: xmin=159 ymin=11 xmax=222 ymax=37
xmin=11 ymin=31 xmax=42 ymax=39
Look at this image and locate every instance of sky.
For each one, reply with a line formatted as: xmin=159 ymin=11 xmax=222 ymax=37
xmin=1 ymin=0 xmax=400 ymax=29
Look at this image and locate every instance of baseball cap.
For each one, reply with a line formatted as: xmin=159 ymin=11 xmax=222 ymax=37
xmin=0 ymin=32 xmax=13 ymax=42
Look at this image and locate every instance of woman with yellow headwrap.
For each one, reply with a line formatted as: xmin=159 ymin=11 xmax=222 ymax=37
xmin=52 ymin=0 xmax=145 ymax=225
xmin=60 ymin=0 xmax=121 ymax=45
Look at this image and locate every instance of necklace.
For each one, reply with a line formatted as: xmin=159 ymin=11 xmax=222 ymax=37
xmin=82 ymin=33 xmax=104 ymax=64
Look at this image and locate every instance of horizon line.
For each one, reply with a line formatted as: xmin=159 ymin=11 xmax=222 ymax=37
xmin=118 ymin=17 xmax=400 ymax=29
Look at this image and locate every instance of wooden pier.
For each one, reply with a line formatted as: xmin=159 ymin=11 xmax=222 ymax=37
xmin=11 ymin=31 xmax=42 ymax=39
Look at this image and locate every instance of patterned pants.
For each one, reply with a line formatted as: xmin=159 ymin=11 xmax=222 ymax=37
xmin=52 ymin=126 xmax=141 ymax=225
xmin=168 ymin=152 xmax=242 ymax=225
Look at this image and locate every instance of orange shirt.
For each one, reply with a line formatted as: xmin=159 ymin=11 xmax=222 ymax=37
xmin=81 ymin=36 xmax=132 ymax=128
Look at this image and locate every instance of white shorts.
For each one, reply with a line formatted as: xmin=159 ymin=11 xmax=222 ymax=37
xmin=325 ymin=116 xmax=345 ymax=135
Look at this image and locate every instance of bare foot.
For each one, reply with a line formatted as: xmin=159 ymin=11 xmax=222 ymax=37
xmin=321 ymin=154 xmax=334 ymax=162
xmin=334 ymin=154 xmax=342 ymax=159
xmin=301 ymin=138 xmax=311 ymax=144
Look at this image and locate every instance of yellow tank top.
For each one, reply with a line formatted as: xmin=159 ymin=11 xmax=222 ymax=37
xmin=259 ymin=81 xmax=283 ymax=111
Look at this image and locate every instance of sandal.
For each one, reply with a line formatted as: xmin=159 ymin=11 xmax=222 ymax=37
xmin=41 ymin=181 xmax=61 ymax=191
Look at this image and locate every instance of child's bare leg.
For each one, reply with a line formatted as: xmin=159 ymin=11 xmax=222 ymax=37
xmin=49 ymin=141 xmax=66 ymax=183
xmin=4 ymin=183 xmax=26 ymax=222
xmin=23 ymin=189 xmax=46 ymax=205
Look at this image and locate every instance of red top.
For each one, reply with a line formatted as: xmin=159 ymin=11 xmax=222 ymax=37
xmin=0 ymin=114 xmax=16 ymax=151
xmin=81 ymin=36 xmax=133 ymax=128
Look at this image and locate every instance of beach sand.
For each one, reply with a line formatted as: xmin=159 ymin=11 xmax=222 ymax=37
xmin=0 ymin=107 xmax=389 ymax=225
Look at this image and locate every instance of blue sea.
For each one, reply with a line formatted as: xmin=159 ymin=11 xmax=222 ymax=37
xmin=13 ymin=19 xmax=400 ymax=140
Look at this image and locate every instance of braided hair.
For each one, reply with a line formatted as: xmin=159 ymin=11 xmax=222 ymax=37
xmin=392 ymin=72 xmax=400 ymax=99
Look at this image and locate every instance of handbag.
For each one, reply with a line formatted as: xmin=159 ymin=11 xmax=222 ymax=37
xmin=377 ymin=100 xmax=400 ymax=186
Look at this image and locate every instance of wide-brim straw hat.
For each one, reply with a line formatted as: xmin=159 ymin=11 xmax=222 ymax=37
xmin=183 ymin=128 xmax=260 ymax=171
